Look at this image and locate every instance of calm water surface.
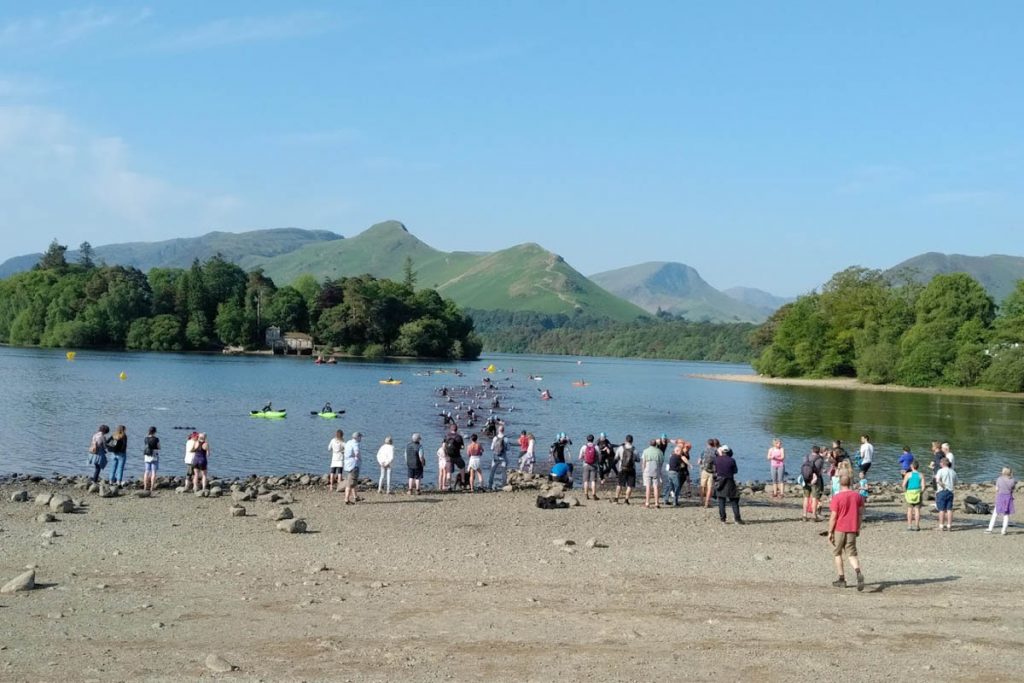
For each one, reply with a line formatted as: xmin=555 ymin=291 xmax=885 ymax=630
xmin=1 ymin=347 xmax=1021 ymax=483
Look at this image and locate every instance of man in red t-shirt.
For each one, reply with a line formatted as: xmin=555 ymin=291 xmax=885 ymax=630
xmin=828 ymin=473 xmax=866 ymax=591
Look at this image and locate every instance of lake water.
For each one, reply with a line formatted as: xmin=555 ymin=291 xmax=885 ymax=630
xmin=1 ymin=346 xmax=1022 ymax=483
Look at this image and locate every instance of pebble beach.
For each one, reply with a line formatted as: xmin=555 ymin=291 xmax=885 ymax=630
xmin=1 ymin=473 xmax=1022 ymax=682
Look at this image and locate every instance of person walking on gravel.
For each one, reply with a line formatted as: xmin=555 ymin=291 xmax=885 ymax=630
xmin=828 ymin=472 xmax=866 ymax=591
xmin=713 ymin=445 xmax=743 ymax=524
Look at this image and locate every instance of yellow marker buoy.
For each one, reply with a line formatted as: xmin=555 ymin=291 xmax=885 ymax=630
xmin=118 ymin=371 xmax=127 ymax=381
xmin=486 ymin=364 xmax=496 ymax=373
xmin=65 ymin=351 xmax=76 ymax=360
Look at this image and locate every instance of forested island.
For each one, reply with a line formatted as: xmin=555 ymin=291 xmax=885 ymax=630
xmin=753 ymin=267 xmax=1024 ymax=392
xmin=0 ymin=241 xmax=482 ymax=359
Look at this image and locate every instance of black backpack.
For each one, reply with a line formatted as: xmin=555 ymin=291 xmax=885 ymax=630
xmin=444 ymin=435 xmax=460 ymax=458
xmin=801 ymin=460 xmax=814 ymax=483
xmin=811 ymin=455 xmax=826 ymax=480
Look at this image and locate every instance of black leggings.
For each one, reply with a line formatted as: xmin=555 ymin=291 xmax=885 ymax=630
xmin=718 ymin=496 xmax=741 ymax=522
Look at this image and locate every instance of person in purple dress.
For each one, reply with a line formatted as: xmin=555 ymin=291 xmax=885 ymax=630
xmin=986 ymin=467 xmax=1016 ymax=535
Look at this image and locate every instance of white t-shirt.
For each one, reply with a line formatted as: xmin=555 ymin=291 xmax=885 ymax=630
xmin=944 ymin=451 xmax=956 ymax=470
xmin=184 ymin=438 xmax=197 ymax=465
xmin=329 ymin=437 xmax=345 ymax=468
xmin=376 ymin=444 xmax=395 ymax=467
xmin=935 ymin=466 xmax=957 ymax=491
xmin=859 ymin=442 xmax=874 ymax=465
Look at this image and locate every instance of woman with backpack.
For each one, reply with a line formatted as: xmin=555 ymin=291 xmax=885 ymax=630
xmin=578 ymin=434 xmax=600 ymax=500
xmin=800 ymin=446 xmax=825 ymax=521
xmin=88 ymin=424 xmax=110 ymax=483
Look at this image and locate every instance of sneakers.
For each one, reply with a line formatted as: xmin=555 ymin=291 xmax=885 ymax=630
xmin=832 ymin=577 xmax=847 ymax=588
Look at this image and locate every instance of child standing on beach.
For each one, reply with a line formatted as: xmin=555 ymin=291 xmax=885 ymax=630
xmin=986 ymin=467 xmax=1016 ymax=535
xmin=898 ymin=446 xmax=914 ymax=475
xmin=903 ymin=461 xmax=924 ymax=531
xmin=858 ymin=471 xmax=870 ymax=502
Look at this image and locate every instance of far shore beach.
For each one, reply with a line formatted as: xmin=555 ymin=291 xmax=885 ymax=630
xmin=691 ymin=373 xmax=1024 ymax=400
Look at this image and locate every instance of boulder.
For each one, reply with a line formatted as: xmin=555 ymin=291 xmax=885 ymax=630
xmin=1 ymin=569 xmax=35 ymax=594
xmin=36 ymin=513 xmax=56 ymax=523
xmin=9 ymin=490 xmax=29 ymax=503
xmin=257 ymin=493 xmax=280 ymax=503
xmin=135 ymin=491 xmax=151 ymax=498
xmin=175 ymin=486 xmax=187 ymax=494
xmin=194 ymin=489 xmax=209 ymax=498
xmin=277 ymin=518 xmax=307 ymax=534
xmin=49 ymin=495 xmax=74 ymax=513
xmin=231 ymin=489 xmax=254 ymax=502
xmin=209 ymin=486 xmax=223 ymax=498
xmin=204 ymin=654 xmax=236 ymax=673
xmin=229 ymin=505 xmax=246 ymax=517
xmin=269 ymin=507 xmax=294 ymax=522
xmin=34 ymin=492 xmax=54 ymax=507
xmin=97 ymin=485 xmax=116 ymax=498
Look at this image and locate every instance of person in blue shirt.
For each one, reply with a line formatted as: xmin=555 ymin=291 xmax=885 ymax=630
xmin=548 ymin=461 xmax=574 ymax=488
xmin=898 ymin=446 xmax=914 ymax=474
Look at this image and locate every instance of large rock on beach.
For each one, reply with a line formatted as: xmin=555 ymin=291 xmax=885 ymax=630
xmin=269 ymin=507 xmax=294 ymax=521
xmin=1 ymin=569 xmax=36 ymax=594
xmin=232 ymin=489 xmax=255 ymax=502
xmin=9 ymin=490 xmax=29 ymax=503
xmin=34 ymin=492 xmax=54 ymax=507
xmin=97 ymin=485 xmax=117 ymax=498
xmin=257 ymin=492 xmax=281 ymax=503
xmin=49 ymin=494 xmax=74 ymax=513
xmin=36 ymin=513 xmax=56 ymax=523
xmin=204 ymin=654 xmax=236 ymax=673
xmin=209 ymin=486 xmax=223 ymax=498
xmin=277 ymin=518 xmax=307 ymax=534
xmin=230 ymin=504 xmax=246 ymax=517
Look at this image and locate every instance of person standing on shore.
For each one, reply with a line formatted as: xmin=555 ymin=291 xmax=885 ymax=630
xmin=519 ymin=432 xmax=536 ymax=474
xmin=550 ymin=433 xmax=572 ymax=465
xmin=376 ymin=435 xmax=395 ymax=494
xmin=443 ymin=424 xmax=466 ymax=491
xmin=928 ymin=441 xmax=944 ymax=511
xmin=700 ymin=438 xmax=720 ymax=509
xmin=767 ymin=438 xmax=786 ymax=499
xmin=800 ymin=446 xmax=825 ymax=522
xmin=597 ymin=433 xmax=617 ymax=483
xmin=940 ymin=442 xmax=956 ymax=470
xmin=405 ymin=433 xmax=425 ymax=495
xmin=183 ymin=431 xmax=199 ymax=492
xmin=517 ymin=430 xmax=529 ymax=466
xmin=713 ymin=445 xmax=743 ymax=524
xmin=191 ymin=433 xmax=209 ymax=492
xmin=613 ymin=435 xmax=636 ymax=504
xmin=987 ymin=467 xmax=1016 ymax=535
xmin=108 ymin=425 xmax=128 ymax=486
xmin=828 ymin=472 xmax=866 ymax=591
xmin=902 ymin=460 xmax=924 ymax=531
xmin=579 ymin=434 xmax=600 ymax=501
xmin=466 ymin=433 xmax=484 ymax=492
xmin=898 ymin=446 xmax=914 ymax=475
xmin=489 ymin=426 xmax=509 ymax=490
xmin=88 ymin=424 xmax=110 ymax=483
xmin=437 ymin=439 xmax=450 ymax=491
xmin=642 ymin=439 xmax=664 ymax=509
xmin=142 ymin=426 xmax=160 ymax=493
xmin=858 ymin=434 xmax=874 ymax=476
xmin=663 ymin=440 xmax=684 ymax=507
xmin=934 ymin=457 xmax=957 ymax=531
xmin=328 ymin=430 xmax=345 ymax=492
xmin=343 ymin=431 xmax=362 ymax=505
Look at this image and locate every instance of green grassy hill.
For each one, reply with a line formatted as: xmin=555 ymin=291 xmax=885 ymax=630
xmin=886 ymin=252 xmax=1024 ymax=304
xmin=256 ymin=221 xmax=647 ymax=321
xmin=590 ymin=261 xmax=769 ymax=323
xmin=0 ymin=228 xmax=343 ymax=276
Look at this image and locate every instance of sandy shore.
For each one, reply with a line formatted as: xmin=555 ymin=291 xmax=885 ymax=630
xmin=1 ymin=477 xmax=1022 ymax=682
xmin=691 ymin=373 xmax=1024 ymax=399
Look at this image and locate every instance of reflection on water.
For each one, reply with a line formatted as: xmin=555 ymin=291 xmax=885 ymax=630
xmin=0 ymin=346 xmax=1020 ymax=483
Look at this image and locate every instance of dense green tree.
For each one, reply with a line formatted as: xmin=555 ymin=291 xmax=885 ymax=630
xmin=36 ymin=240 xmax=68 ymax=271
xmin=78 ymin=241 xmax=96 ymax=269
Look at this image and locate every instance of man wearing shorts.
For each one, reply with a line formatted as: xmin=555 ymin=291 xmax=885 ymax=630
xmin=405 ymin=433 xmax=425 ymax=495
xmin=466 ymin=433 xmax=484 ymax=492
xmin=828 ymin=473 xmax=866 ymax=591
xmin=934 ymin=457 xmax=957 ymax=531
xmin=578 ymin=434 xmax=600 ymax=501
xmin=328 ymin=429 xmax=345 ymax=492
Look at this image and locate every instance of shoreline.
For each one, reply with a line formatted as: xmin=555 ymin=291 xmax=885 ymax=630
xmin=690 ymin=373 xmax=1024 ymax=399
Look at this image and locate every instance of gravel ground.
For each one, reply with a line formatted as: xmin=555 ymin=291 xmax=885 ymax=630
xmin=1 ymin=480 xmax=1022 ymax=682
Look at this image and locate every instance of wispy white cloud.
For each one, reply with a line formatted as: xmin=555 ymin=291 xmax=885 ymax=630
xmin=0 ymin=7 xmax=151 ymax=49
xmin=0 ymin=105 xmax=241 ymax=253
xmin=159 ymin=11 xmax=336 ymax=50
xmin=0 ymin=73 xmax=51 ymax=99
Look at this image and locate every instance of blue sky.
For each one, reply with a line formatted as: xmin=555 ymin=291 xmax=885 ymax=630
xmin=0 ymin=1 xmax=1021 ymax=295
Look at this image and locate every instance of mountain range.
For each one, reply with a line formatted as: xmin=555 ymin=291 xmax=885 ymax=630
xmin=11 ymin=223 xmax=1019 ymax=322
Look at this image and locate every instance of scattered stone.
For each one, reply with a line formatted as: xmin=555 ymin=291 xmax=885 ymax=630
xmin=585 ymin=538 xmax=601 ymax=549
xmin=88 ymin=483 xmax=100 ymax=494
xmin=754 ymin=553 xmax=772 ymax=562
xmin=135 ymin=491 xmax=151 ymax=498
xmin=47 ymin=612 xmax=64 ymax=620
xmin=175 ymin=486 xmax=187 ymax=494
xmin=306 ymin=562 xmax=327 ymax=574
xmin=9 ymin=490 xmax=29 ymax=503
xmin=370 ymin=581 xmax=388 ymax=589
xmin=476 ymin=581 xmax=486 ymax=587
xmin=552 ymin=538 xmax=575 ymax=547
xmin=204 ymin=654 xmax=236 ymax=673
xmin=277 ymin=518 xmax=307 ymax=534
xmin=34 ymin=492 xmax=54 ymax=507
xmin=299 ymin=475 xmax=312 ymax=486
xmin=97 ymin=485 xmax=116 ymax=499
xmin=257 ymin=492 xmax=281 ymax=503
xmin=231 ymin=490 xmax=253 ymax=502
xmin=209 ymin=486 xmax=223 ymax=498
xmin=561 ymin=546 xmax=576 ymax=555
xmin=152 ymin=622 xmax=164 ymax=630
xmin=49 ymin=494 xmax=74 ymax=513
xmin=36 ymin=513 xmax=56 ymax=523
xmin=1 ymin=569 xmax=35 ymax=594
xmin=194 ymin=489 xmax=209 ymax=498
xmin=269 ymin=506 xmax=293 ymax=521
xmin=229 ymin=505 xmax=246 ymax=517
xmin=501 ymin=485 xmax=513 ymax=492
xmin=41 ymin=530 xmax=58 ymax=539
xmin=569 ymin=497 xmax=581 ymax=507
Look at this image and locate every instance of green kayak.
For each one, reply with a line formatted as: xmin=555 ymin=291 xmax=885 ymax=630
xmin=250 ymin=409 xmax=287 ymax=418
xmin=316 ymin=412 xmax=338 ymax=419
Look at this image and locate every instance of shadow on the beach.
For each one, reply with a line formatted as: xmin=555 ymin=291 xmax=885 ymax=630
xmin=364 ymin=497 xmax=443 ymax=505
xmin=867 ymin=575 xmax=960 ymax=593
xmin=736 ymin=517 xmax=804 ymax=525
